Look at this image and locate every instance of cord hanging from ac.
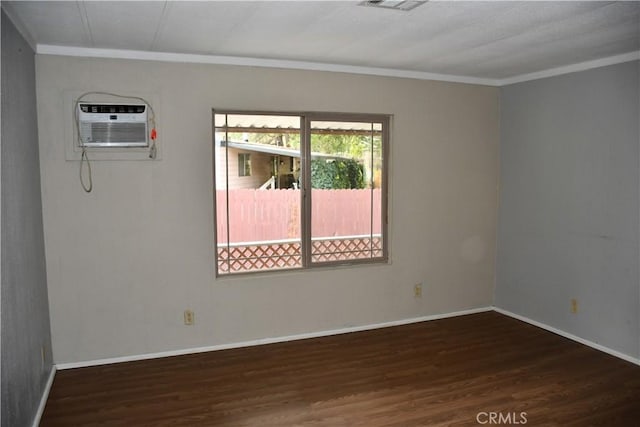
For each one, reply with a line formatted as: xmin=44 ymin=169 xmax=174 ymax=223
xmin=73 ymin=91 xmax=158 ymax=193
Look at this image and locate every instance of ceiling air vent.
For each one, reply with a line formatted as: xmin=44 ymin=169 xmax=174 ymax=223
xmin=359 ymin=0 xmax=428 ymax=11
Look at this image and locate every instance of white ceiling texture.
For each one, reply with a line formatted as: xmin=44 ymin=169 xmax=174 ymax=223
xmin=3 ymin=0 xmax=639 ymax=85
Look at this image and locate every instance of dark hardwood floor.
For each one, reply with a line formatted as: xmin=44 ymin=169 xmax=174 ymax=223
xmin=41 ymin=312 xmax=640 ymax=426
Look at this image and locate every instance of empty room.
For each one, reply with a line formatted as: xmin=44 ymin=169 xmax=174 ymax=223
xmin=1 ymin=1 xmax=639 ymax=426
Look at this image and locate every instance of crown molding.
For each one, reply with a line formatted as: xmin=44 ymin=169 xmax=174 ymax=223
xmin=500 ymin=51 xmax=640 ymax=86
xmin=36 ymin=44 xmax=639 ymax=87
xmin=36 ymin=44 xmax=501 ymax=86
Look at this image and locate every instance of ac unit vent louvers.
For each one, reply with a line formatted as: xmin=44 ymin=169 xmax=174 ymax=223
xmin=89 ymin=122 xmax=147 ymax=144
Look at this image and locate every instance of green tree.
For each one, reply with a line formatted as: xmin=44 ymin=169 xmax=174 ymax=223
xmin=310 ymin=159 xmax=364 ymax=189
xmin=311 ymin=134 xmax=370 ymax=159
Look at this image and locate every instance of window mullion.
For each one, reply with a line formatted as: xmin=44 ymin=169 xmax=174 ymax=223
xmin=224 ymin=115 xmax=231 ymax=273
xmin=370 ymin=122 xmax=374 ymax=258
xmin=301 ymin=116 xmax=312 ymax=268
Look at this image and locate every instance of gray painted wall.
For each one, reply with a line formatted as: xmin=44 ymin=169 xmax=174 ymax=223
xmin=1 ymin=10 xmax=54 ymax=427
xmin=496 ymin=61 xmax=640 ymax=359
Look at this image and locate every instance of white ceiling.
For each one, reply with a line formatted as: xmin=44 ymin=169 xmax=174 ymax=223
xmin=3 ymin=1 xmax=640 ymax=84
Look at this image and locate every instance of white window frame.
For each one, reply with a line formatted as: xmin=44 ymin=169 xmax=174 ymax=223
xmin=213 ymin=110 xmax=390 ymax=276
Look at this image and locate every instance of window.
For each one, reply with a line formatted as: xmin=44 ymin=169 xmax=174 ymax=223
xmin=238 ymin=153 xmax=251 ymax=176
xmin=213 ymin=111 xmax=389 ymax=275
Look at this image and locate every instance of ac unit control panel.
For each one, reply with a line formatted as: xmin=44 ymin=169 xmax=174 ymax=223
xmin=78 ymin=103 xmax=148 ymax=148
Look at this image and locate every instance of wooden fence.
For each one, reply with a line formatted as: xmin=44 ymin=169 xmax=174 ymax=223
xmin=215 ymin=188 xmax=383 ymax=273
xmin=215 ymin=189 xmax=382 ymax=243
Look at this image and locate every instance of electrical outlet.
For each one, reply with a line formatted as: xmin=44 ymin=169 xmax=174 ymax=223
xmin=414 ymin=283 xmax=422 ymax=298
xmin=184 ymin=310 xmax=194 ymax=325
xmin=571 ymin=299 xmax=578 ymax=314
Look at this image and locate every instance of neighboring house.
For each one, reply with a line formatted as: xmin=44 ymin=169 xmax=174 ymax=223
xmin=215 ymin=141 xmax=288 ymax=190
xmin=215 ymin=140 xmax=351 ymax=190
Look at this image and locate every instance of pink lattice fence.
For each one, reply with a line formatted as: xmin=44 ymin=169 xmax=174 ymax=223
xmin=215 ymin=188 xmax=383 ymax=273
xmin=217 ymin=235 xmax=382 ymax=273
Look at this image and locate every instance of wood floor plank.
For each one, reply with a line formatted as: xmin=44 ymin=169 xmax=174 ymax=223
xmin=41 ymin=312 xmax=640 ymax=426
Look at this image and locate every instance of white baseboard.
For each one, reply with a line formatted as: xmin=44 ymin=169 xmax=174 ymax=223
xmin=55 ymin=306 xmax=492 ymax=370
xmin=35 ymin=305 xmax=639 ymax=426
xmin=493 ymin=307 xmax=640 ymax=367
xmin=54 ymin=306 xmax=640 ymax=374
xmin=32 ymin=366 xmax=56 ymax=427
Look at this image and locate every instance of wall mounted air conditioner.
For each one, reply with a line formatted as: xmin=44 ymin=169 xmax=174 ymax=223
xmin=77 ymin=103 xmax=148 ymax=147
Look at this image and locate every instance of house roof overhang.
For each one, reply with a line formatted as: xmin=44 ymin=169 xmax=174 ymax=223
xmin=220 ymin=140 xmax=352 ymax=161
